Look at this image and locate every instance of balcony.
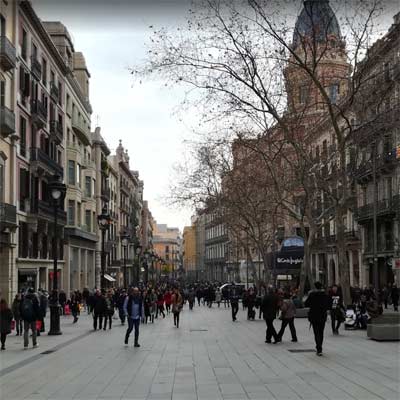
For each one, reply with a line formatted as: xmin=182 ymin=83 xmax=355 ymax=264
xmin=50 ymin=82 xmax=59 ymax=102
xmin=0 ymin=36 xmax=17 ymax=71
xmin=355 ymin=198 xmax=397 ymax=223
xmin=0 ymin=105 xmax=16 ymax=137
xmin=120 ymin=181 xmax=130 ymax=194
xmin=50 ymin=121 xmax=63 ymax=144
xmin=0 ymin=202 xmax=17 ymax=228
xmin=31 ymin=56 xmax=42 ymax=81
xmin=81 ymin=157 xmax=95 ymax=170
xmin=72 ymin=114 xmax=90 ymax=146
xmin=355 ymin=151 xmax=398 ymax=183
xmin=30 ymin=148 xmax=63 ymax=178
xmin=32 ymin=199 xmax=67 ymax=225
xmin=101 ymin=185 xmax=111 ymax=201
xmin=31 ymin=99 xmax=47 ymax=127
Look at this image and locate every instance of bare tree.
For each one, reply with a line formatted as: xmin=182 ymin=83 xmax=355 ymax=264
xmin=135 ymin=0 xmax=389 ymax=304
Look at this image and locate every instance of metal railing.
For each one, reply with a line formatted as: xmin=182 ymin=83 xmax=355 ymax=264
xmin=30 ymin=147 xmax=63 ymax=177
xmin=0 ymin=105 xmax=16 ymax=136
xmin=31 ymin=56 xmax=42 ymax=80
xmin=50 ymin=82 xmax=59 ymax=101
xmin=31 ymin=99 xmax=47 ymax=125
xmin=50 ymin=120 xmax=63 ymax=143
xmin=0 ymin=35 xmax=17 ymax=70
xmin=0 ymin=202 xmax=17 ymax=225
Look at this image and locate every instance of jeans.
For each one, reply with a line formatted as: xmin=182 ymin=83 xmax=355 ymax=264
xmin=23 ymin=320 xmax=37 ymax=347
xmin=93 ymin=313 xmax=103 ymax=330
xmin=125 ymin=318 xmax=140 ymax=344
xmin=278 ymin=318 xmax=297 ymax=341
xmin=231 ymin=301 xmax=239 ymax=320
xmin=265 ymin=318 xmax=278 ymax=342
xmin=312 ymin=320 xmax=326 ymax=353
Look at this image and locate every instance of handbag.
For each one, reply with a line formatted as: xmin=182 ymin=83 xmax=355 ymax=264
xmin=11 ymin=320 xmax=16 ymax=331
xmin=36 ymin=320 xmax=42 ymax=331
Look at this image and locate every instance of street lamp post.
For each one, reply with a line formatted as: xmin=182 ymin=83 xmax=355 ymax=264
xmin=48 ymin=175 xmax=66 ymax=336
xmin=97 ymin=206 xmax=111 ymax=291
xmin=121 ymin=234 xmax=130 ymax=288
xmin=135 ymin=244 xmax=142 ymax=285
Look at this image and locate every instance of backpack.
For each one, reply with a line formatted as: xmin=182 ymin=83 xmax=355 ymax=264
xmin=21 ymin=297 xmax=34 ymax=321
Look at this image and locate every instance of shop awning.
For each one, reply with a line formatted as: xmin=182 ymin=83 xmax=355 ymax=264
xmin=104 ymin=273 xmax=116 ymax=282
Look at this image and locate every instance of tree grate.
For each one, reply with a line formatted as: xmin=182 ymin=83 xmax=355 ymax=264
xmin=288 ymin=349 xmax=315 ymax=353
xmin=190 ymin=329 xmax=208 ymax=332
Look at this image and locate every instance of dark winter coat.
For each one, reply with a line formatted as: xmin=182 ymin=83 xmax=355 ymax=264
xmin=305 ymin=290 xmax=331 ymax=322
xmin=11 ymin=299 xmax=22 ymax=320
xmin=19 ymin=293 xmax=41 ymax=322
xmin=261 ymin=293 xmax=280 ymax=320
xmin=93 ymin=295 xmax=107 ymax=315
xmin=0 ymin=308 xmax=13 ymax=334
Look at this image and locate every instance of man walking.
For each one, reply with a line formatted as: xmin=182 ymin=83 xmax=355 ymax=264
xmin=20 ymin=288 xmax=40 ymax=349
xmin=262 ymin=288 xmax=280 ymax=343
xmin=124 ymin=287 xmax=143 ymax=347
xmin=230 ymin=283 xmax=240 ymax=321
xmin=305 ymin=282 xmax=331 ymax=356
xmin=93 ymin=290 xmax=106 ymax=331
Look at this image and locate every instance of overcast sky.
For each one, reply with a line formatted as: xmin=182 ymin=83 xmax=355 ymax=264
xmin=32 ymin=0 xmax=398 ymax=231
xmin=32 ymin=0 xmax=195 ymax=231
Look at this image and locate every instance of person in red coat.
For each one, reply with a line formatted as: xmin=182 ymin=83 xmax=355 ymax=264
xmin=164 ymin=290 xmax=172 ymax=314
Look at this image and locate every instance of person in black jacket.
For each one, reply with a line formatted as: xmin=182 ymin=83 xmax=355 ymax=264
xmin=391 ymin=284 xmax=399 ymax=311
xmin=93 ymin=290 xmax=106 ymax=331
xmin=262 ymin=288 xmax=280 ymax=343
xmin=229 ymin=284 xmax=240 ymax=321
xmin=305 ymin=282 xmax=331 ymax=356
xmin=104 ymin=290 xmax=115 ymax=330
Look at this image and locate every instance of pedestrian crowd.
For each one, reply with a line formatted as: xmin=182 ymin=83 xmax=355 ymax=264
xmin=0 ymin=280 xmax=398 ymax=356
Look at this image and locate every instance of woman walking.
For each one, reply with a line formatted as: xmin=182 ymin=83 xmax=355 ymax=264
xmin=276 ymin=292 xmax=298 ymax=342
xmin=104 ymin=290 xmax=115 ymax=330
xmin=0 ymin=299 xmax=13 ymax=350
xmin=11 ymin=294 xmax=23 ymax=336
xmin=172 ymin=288 xmax=183 ymax=328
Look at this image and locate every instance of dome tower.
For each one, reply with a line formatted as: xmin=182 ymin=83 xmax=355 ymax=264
xmin=285 ymin=0 xmax=350 ymax=116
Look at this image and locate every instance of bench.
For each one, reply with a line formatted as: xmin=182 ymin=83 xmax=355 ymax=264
xmin=295 ymin=307 xmax=309 ymax=318
xmin=367 ymin=313 xmax=400 ymax=341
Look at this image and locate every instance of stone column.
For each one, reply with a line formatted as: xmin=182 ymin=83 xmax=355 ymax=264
xmin=82 ymin=249 xmax=88 ymax=289
xmin=349 ymin=250 xmax=354 ymax=287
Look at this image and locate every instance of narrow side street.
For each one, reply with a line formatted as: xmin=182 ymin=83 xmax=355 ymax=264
xmin=1 ymin=305 xmax=398 ymax=400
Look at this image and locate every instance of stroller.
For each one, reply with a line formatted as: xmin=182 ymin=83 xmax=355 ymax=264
xmin=345 ymin=304 xmax=368 ymax=330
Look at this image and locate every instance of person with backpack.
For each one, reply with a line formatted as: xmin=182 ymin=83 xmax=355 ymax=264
xmin=123 ymin=287 xmax=143 ymax=347
xmin=20 ymin=288 xmax=41 ymax=349
xmin=0 ymin=299 xmax=13 ymax=350
xmin=305 ymin=282 xmax=331 ymax=356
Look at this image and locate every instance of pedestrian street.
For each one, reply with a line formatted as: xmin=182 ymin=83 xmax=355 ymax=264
xmin=0 ymin=305 xmax=398 ymax=400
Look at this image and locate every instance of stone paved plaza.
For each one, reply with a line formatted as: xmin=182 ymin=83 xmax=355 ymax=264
xmin=0 ymin=304 xmax=399 ymax=400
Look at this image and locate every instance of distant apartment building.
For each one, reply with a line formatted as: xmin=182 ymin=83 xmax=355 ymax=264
xmin=182 ymin=224 xmax=196 ymax=281
xmin=153 ymin=223 xmax=181 ymax=277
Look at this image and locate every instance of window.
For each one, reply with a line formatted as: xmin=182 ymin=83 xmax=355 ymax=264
xmin=19 ymin=168 xmax=29 ymax=212
xmin=85 ymin=176 xmax=91 ymax=197
xmin=85 ymin=209 xmax=91 ymax=231
xmin=68 ymin=160 xmax=75 ymax=185
xmin=31 ymin=42 xmax=37 ymax=61
xmin=21 ymin=28 xmax=27 ymax=60
xmin=58 ymin=82 xmax=62 ymax=105
xmin=66 ymin=93 xmax=71 ymax=115
xmin=0 ymin=155 xmax=4 ymax=203
xmin=0 ymin=80 xmax=5 ymax=107
xmin=329 ymin=84 xmax=339 ymax=104
xmin=20 ymin=117 xmax=26 ymax=157
xmin=42 ymin=58 xmax=47 ymax=86
xmin=77 ymin=202 xmax=81 ymax=227
xmin=77 ymin=163 xmax=81 ymax=187
xmin=299 ymin=85 xmax=309 ymax=104
xmin=92 ymin=211 xmax=96 ymax=232
xmin=68 ymin=200 xmax=75 ymax=225
xmin=19 ymin=66 xmax=30 ymax=98
xmin=0 ymin=14 xmax=5 ymax=36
